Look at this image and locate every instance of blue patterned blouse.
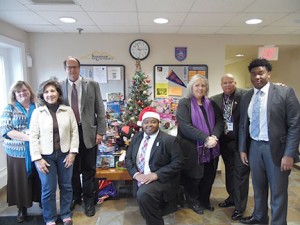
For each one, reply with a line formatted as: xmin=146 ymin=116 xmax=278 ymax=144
xmin=0 ymin=104 xmax=29 ymax=158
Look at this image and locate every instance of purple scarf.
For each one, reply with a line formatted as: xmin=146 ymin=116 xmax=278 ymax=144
xmin=191 ymin=96 xmax=220 ymax=163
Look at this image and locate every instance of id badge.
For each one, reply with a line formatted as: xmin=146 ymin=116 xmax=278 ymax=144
xmin=226 ymin=122 xmax=233 ymax=131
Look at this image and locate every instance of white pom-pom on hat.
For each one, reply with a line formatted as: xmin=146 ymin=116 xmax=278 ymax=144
xmin=137 ymin=106 xmax=160 ymax=126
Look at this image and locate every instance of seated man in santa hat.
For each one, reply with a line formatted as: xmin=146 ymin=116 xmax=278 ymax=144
xmin=125 ymin=106 xmax=184 ymax=225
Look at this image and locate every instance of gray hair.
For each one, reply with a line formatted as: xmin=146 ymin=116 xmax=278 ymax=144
xmin=186 ymin=74 xmax=209 ymax=98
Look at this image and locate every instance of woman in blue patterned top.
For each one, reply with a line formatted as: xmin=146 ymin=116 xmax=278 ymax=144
xmin=0 ymin=81 xmax=41 ymax=223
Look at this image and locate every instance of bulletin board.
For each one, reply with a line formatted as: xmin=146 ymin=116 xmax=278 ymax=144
xmin=153 ymin=64 xmax=208 ymax=98
xmin=80 ymin=64 xmax=125 ymax=101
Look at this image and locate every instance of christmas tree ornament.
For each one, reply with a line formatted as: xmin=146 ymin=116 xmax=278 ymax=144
xmin=122 ymin=61 xmax=152 ymax=125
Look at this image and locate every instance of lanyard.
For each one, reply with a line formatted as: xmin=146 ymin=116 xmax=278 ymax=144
xmin=223 ymin=96 xmax=234 ymax=121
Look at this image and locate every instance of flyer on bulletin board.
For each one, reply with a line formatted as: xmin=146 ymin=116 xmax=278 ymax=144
xmin=169 ymin=86 xmax=182 ymax=96
xmin=156 ymin=83 xmax=168 ymax=98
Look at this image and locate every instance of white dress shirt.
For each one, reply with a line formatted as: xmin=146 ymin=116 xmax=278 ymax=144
xmin=248 ymin=82 xmax=270 ymax=141
xmin=136 ymin=130 xmax=159 ymax=175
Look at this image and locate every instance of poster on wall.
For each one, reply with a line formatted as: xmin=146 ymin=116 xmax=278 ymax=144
xmin=80 ymin=64 xmax=125 ymax=101
xmin=153 ymin=64 xmax=208 ymax=98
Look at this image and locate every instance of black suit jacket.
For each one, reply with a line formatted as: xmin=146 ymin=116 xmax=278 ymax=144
xmin=211 ymin=88 xmax=247 ymax=147
xmin=239 ymin=83 xmax=300 ymax=166
xmin=125 ymin=130 xmax=184 ymax=201
xmin=176 ymin=97 xmax=224 ymax=178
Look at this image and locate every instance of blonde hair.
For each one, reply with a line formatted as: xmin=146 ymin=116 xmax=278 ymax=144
xmin=186 ymin=74 xmax=209 ymax=98
xmin=8 ymin=80 xmax=35 ymax=105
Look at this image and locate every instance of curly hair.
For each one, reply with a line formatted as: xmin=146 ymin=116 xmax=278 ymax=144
xmin=248 ymin=58 xmax=272 ymax=72
xmin=37 ymin=79 xmax=63 ymax=106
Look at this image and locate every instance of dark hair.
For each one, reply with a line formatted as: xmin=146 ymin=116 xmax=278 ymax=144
xmin=8 ymin=80 xmax=35 ymax=104
xmin=248 ymin=58 xmax=272 ymax=72
xmin=63 ymin=56 xmax=81 ymax=69
xmin=37 ymin=79 xmax=63 ymax=106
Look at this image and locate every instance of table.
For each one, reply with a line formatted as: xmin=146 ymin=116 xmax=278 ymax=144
xmin=95 ymin=168 xmax=132 ymax=180
xmin=96 ymin=168 xmax=133 ymax=198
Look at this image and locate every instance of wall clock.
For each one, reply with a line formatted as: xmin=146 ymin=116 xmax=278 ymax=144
xmin=129 ymin=39 xmax=150 ymax=60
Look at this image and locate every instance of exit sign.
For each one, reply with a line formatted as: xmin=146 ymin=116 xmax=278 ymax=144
xmin=258 ymin=46 xmax=279 ymax=61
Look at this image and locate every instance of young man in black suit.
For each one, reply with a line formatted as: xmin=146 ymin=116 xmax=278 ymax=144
xmin=125 ymin=107 xmax=184 ymax=225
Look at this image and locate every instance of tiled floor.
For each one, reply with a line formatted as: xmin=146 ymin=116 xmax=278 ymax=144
xmin=1 ymin=167 xmax=300 ymax=225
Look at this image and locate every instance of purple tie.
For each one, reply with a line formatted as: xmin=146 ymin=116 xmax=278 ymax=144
xmin=137 ymin=136 xmax=150 ymax=187
xmin=71 ymin=83 xmax=80 ymax=123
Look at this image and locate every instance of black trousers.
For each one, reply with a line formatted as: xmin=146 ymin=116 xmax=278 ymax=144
xmin=72 ymin=125 xmax=97 ymax=204
xmin=137 ymin=182 xmax=178 ymax=225
xmin=182 ymin=157 xmax=219 ymax=207
xmin=220 ymin=139 xmax=236 ymax=202
xmin=233 ymin=150 xmax=250 ymax=212
xmin=198 ymin=158 xmax=219 ymax=206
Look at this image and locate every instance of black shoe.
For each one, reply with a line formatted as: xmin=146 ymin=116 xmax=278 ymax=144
xmin=203 ymin=204 xmax=214 ymax=211
xmin=85 ymin=202 xmax=95 ymax=217
xmin=240 ymin=216 xmax=268 ymax=224
xmin=232 ymin=209 xmax=243 ymax=220
xmin=218 ymin=199 xmax=234 ymax=208
xmin=70 ymin=199 xmax=82 ymax=211
xmin=17 ymin=208 xmax=27 ymax=223
xmin=188 ymin=204 xmax=204 ymax=215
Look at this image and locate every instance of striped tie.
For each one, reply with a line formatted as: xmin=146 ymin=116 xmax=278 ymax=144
xmin=137 ymin=136 xmax=150 ymax=187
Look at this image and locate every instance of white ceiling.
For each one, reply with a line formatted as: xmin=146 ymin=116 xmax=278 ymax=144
xmin=1 ymin=0 xmax=300 ymax=65
xmin=0 ymin=0 xmax=300 ymax=35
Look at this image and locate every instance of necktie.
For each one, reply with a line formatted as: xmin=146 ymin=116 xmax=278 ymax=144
xmin=251 ymin=90 xmax=261 ymax=138
xmin=137 ymin=136 xmax=150 ymax=187
xmin=223 ymin=95 xmax=233 ymax=134
xmin=71 ymin=83 xmax=80 ymax=123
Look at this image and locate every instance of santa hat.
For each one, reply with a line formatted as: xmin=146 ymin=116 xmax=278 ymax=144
xmin=137 ymin=106 xmax=160 ymax=126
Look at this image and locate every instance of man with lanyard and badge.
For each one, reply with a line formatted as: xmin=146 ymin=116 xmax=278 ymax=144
xmin=211 ymin=74 xmax=249 ymax=221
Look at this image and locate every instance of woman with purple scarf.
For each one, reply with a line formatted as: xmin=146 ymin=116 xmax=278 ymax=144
xmin=176 ymin=75 xmax=224 ymax=215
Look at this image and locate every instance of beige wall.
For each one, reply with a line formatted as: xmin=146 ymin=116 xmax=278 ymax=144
xmin=1 ymin=21 xmax=300 ymax=98
xmin=271 ymin=48 xmax=300 ymax=99
xmin=225 ymin=47 xmax=300 ymax=99
xmin=225 ymin=60 xmax=250 ymax=89
xmin=27 ymin=33 xmax=300 ymax=99
xmin=0 ymin=21 xmax=28 ymax=47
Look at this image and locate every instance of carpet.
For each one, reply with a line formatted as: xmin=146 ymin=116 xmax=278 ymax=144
xmin=0 ymin=215 xmax=45 ymax=225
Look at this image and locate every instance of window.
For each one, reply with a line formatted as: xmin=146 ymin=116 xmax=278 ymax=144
xmin=0 ymin=56 xmax=6 ymax=112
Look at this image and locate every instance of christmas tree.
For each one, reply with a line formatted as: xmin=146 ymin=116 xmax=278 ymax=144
xmin=122 ymin=60 xmax=152 ymax=125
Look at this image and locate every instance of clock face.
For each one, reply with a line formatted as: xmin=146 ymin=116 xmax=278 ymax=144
xmin=129 ymin=39 xmax=150 ymax=60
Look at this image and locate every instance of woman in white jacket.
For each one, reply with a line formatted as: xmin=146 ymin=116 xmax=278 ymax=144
xmin=30 ymin=79 xmax=79 ymax=225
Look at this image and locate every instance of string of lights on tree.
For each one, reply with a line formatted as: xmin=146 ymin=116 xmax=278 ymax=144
xmin=122 ymin=60 xmax=152 ymax=125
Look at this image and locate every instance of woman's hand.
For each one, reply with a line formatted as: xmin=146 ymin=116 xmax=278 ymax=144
xmin=64 ymin=153 xmax=76 ymax=168
xmin=35 ymin=159 xmax=50 ymax=174
xmin=205 ymin=136 xmax=218 ymax=148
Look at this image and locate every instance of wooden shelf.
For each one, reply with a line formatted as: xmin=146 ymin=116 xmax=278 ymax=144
xmin=96 ymin=168 xmax=132 ymax=180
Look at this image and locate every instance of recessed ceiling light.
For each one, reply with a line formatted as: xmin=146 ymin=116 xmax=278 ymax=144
xmin=153 ymin=18 xmax=169 ymax=24
xmin=59 ymin=17 xmax=76 ymax=23
xmin=245 ymin=19 xmax=262 ymax=25
xmin=235 ymin=54 xmax=244 ymax=57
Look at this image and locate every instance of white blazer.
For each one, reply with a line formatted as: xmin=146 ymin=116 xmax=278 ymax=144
xmin=29 ymin=105 xmax=79 ymax=161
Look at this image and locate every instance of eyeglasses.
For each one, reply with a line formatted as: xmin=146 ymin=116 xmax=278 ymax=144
xmin=66 ymin=66 xmax=79 ymax=70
